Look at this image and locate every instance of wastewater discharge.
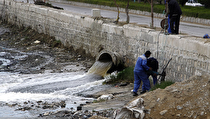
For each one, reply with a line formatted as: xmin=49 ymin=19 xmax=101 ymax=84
xmin=0 ymin=25 xmax=113 ymax=118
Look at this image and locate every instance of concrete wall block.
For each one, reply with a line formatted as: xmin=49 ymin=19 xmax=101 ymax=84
xmin=10 ymin=1 xmax=17 ymax=7
xmin=48 ymin=9 xmax=61 ymax=20
xmin=37 ymin=7 xmax=49 ymax=16
xmin=20 ymin=3 xmax=29 ymax=11
xmin=79 ymin=17 xmax=93 ymax=28
xmin=101 ymin=23 xmax=120 ymax=35
xmin=59 ymin=12 xmax=72 ymax=23
xmin=28 ymin=4 xmax=36 ymax=12
xmin=91 ymin=9 xmax=101 ymax=17
xmin=123 ymin=24 xmax=142 ymax=38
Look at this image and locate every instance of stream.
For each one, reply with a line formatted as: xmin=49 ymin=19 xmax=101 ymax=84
xmin=0 ymin=24 xmax=113 ymax=118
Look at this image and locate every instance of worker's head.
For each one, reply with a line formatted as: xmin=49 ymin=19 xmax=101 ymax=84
xmin=145 ymin=50 xmax=151 ymax=58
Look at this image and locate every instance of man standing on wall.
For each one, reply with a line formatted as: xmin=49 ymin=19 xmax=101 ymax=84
xmin=133 ymin=51 xmax=152 ymax=96
xmin=167 ymin=0 xmax=182 ymax=34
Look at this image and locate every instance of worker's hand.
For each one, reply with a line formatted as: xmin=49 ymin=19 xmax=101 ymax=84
xmin=149 ymin=67 xmax=152 ymax=71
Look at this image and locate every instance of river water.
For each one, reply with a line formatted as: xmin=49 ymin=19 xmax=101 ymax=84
xmin=0 ymin=25 xmax=113 ymax=118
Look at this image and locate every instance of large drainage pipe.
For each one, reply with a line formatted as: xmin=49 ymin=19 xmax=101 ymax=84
xmin=95 ymin=50 xmax=125 ymax=73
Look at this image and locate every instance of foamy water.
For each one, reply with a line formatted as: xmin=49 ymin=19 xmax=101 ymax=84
xmin=0 ymin=71 xmax=110 ymax=117
xmin=0 ymin=71 xmax=106 ymax=102
xmin=0 ymin=25 xmax=113 ymax=118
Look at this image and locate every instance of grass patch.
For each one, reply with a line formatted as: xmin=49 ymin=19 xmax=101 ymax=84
xmin=104 ymin=67 xmax=134 ymax=85
xmin=150 ymin=80 xmax=174 ymax=91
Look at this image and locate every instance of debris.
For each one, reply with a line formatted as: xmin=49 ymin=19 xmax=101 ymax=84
xmin=113 ymin=98 xmax=150 ymax=119
xmin=34 ymin=40 xmax=40 ymax=44
xmin=97 ymin=94 xmax=114 ymax=101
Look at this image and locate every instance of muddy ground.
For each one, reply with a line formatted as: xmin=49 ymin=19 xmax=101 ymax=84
xmin=0 ymin=22 xmax=95 ymax=74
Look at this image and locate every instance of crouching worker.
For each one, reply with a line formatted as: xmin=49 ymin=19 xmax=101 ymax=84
xmin=147 ymin=57 xmax=159 ymax=86
xmin=133 ymin=51 xmax=152 ymax=96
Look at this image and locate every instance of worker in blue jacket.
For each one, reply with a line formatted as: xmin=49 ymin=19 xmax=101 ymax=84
xmin=133 ymin=51 xmax=152 ymax=96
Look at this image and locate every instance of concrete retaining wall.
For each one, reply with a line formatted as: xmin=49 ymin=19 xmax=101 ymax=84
xmin=0 ymin=0 xmax=210 ymax=82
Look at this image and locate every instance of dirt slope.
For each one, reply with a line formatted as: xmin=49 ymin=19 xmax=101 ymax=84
xmin=139 ymin=75 xmax=210 ymax=119
xmin=83 ymin=75 xmax=210 ymax=119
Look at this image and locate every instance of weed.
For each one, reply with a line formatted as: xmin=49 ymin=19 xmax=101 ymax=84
xmin=150 ymin=80 xmax=174 ymax=91
xmin=104 ymin=67 xmax=134 ymax=84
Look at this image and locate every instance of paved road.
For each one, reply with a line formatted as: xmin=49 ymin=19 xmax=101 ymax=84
xmin=49 ymin=2 xmax=210 ymax=38
xmin=14 ymin=0 xmax=210 ymax=37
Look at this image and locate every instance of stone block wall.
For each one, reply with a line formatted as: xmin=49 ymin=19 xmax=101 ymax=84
xmin=0 ymin=0 xmax=210 ymax=82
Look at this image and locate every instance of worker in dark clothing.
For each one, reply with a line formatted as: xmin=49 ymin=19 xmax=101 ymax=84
xmin=167 ymin=0 xmax=182 ymax=34
xmin=147 ymin=57 xmax=159 ymax=85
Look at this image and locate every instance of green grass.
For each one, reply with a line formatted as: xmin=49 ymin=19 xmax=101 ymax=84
xmin=103 ymin=67 xmax=134 ymax=84
xmin=67 ymin=0 xmax=210 ymax=19
xmin=150 ymin=80 xmax=174 ymax=91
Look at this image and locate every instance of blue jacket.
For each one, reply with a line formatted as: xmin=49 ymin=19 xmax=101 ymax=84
xmin=134 ymin=54 xmax=150 ymax=72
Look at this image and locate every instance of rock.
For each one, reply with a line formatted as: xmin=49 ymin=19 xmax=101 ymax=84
xmin=34 ymin=40 xmax=40 ymax=44
xmin=77 ymin=106 xmax=82 ymax=111
xmin=176 ymin=114 xmax=181 ymax=117
xmin=160 ymin=110 xmax=168 ymax=115
xmin=37 ymin=101 xmax=42 ymax=104
xmin=97 ymin=94 xmax=114 ymax=101
xmin=60 ymin=100 xmax=66 ymax=108
xmin=177 ymin=105 xmax=183 ymax=110
xmin=119 ymin=82 xmax=129 ymax=86
xmin=43 ymin=112 xmax=50 ymax=116
xmin=200 ymin=111 xmax=204 ymax=116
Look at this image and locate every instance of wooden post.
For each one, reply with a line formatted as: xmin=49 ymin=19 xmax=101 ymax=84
xmin=151 ymin=0 xmax=153 ymax=28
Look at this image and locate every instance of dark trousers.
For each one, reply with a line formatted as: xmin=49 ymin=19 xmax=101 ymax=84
xmin=170 ymin=15 xmax=181 ymax=34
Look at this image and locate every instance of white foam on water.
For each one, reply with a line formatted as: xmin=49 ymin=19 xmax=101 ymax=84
xmin=0 ymin=58 xmax=11 ymax=66
xmin=0 ymin=92 xmax=68 ymax=102
xmin=0 ymin=72 xmax=90 ymax=103
xmin=6 ymin=72 xmax=86 ymax=90
xmin=53 ymin=77 xmax=106 ymax=95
